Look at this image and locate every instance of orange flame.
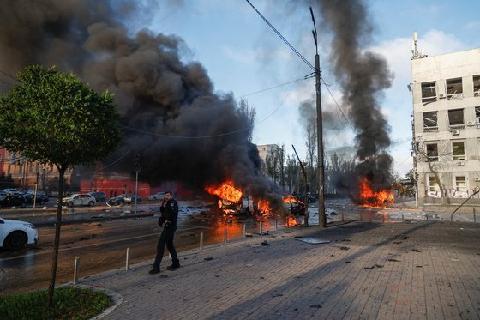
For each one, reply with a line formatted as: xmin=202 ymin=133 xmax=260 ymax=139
xmin=283 ymin=195 xmax=299 ymax=204
xmin=358 ymin=178 xmax=394 ymax=208
xmin=205 ymin=180 xmax=243 ymax=203
xmin=257 ymin=199 xmax=272 ymax=216
xmin=285 ymin=215 xmax=298 ymax=227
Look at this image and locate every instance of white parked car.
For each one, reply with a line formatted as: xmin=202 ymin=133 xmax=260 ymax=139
xmin=0 ymin=217 xmax=38 ymax=250
xmin=62 ymin=194 xmax=96 ymax=207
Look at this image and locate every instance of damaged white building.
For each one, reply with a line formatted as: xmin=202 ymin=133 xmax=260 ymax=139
xmin=411 ymin=36 xmax=480 ymax=206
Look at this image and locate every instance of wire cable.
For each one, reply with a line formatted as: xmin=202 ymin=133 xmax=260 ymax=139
xmin=321 ymin=78 xmax=352 ymax=127
xmin=244 ymin=0 xmax=315 ymax=72
xmin=240 ymin=74 xmax=313 ymax=98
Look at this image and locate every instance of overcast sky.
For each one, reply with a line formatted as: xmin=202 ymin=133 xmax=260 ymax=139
xmin=143 ymin=0 xmax=480 ymax=176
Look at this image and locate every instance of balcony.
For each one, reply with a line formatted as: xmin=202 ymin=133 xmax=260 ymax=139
xmin=423 ymin=126 xmax=438 ymax=132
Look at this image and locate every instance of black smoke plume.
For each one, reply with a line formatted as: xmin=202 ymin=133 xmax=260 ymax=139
xmin=299 ymin=0 xmax=393 ymax=196
xmin=0 ymin=0 xmax=279 ymax=201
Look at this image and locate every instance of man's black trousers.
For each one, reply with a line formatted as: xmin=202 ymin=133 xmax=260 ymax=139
xmin=153 ymin=226 xmax=179 ymax=270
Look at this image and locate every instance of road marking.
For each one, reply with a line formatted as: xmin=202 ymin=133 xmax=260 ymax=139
xmin=0 ymin=226 xmax=210 ymax=262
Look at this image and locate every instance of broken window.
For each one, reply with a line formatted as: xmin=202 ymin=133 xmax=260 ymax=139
xmin=448 ymin=109 xmax=464 ymax=128
xmin=476 ymin=106 xmax=480 ymax=124
xmin=455 ymin=176 xmax=466 ymax=192
xmin=473 ymin=75 xmax=480 ymax=96
xmin=423 ymin=112 xmax=438 ymax=131
xmin=421 ymin=82 xmax=436 ymax=101
xmin=428 ymin=175 xmax=439 ymax=192
xmin=452 ymin=141 xmax=465 ymax=160
xmin=446 ymin=77 xmax=463 ymax=98
xmin=426 ymin=143 xmax=438 ymax=161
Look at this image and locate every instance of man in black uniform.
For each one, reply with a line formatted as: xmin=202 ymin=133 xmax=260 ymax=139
xmin=149 ymin=191 xmax=180 ymax=274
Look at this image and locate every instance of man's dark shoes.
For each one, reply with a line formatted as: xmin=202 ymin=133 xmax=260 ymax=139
xmin=166 ymin=264 xmax=180 ymax=271
xmin=148 ymin=268 xmax=160 ymax=275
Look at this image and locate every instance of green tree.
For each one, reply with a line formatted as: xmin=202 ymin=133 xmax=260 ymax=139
xmin=0 ymin=65 xmax=120 ymax=307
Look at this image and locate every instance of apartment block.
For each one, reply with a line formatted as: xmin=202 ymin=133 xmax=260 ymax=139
xmin=411 ymin=44 xmax=480 ymax=205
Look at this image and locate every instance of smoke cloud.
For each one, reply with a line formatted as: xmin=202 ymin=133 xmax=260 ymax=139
xmin=0 ymin=0 xmax=279 ymax=201
xmin=296 ymin=0 xmax=393 ymax=194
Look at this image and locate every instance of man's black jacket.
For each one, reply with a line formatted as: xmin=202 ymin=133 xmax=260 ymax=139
xmin=159 ymin=199 xmax=178 ymax=229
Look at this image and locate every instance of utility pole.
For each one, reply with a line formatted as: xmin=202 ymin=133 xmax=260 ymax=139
xmin=133 ymin=153 xmax=141 ymax=215
xmin=310 ymin=7 xmax=327 ymax=227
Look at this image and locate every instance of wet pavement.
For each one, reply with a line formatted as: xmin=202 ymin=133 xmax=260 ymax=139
xmin=0 ymin=209 xmax=290 ymax=294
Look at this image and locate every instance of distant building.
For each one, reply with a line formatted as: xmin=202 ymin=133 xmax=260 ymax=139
xmin=256 ymin=144 xmax=281 ymax=173
xmin=410 ymin=35 xmax=480 ymax=205
xmin=0 ymin=148 xmax=73 ymax=189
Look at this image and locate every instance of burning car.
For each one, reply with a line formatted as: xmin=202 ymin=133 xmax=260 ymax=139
xmin=205 ymin=180 xmax=243 ymax=216
xmin=282 ymin=195 xmax=306 ymax=216
xmin=357 ymin=178 xmax=394 ymax=208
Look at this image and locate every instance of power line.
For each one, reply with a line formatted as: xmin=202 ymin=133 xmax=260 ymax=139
xmin=240 ymin=74 xmax=313 ymax=98
xmin=244 ymin=0 xmax=315 ymax=72
xmin=321 ymin=78 xmax=352 ymax=127
xmin=122 ymin=124 xmax=250 ymax=139
xmin=243 ymin=1 xmax=352 ymax=128
xmin=120 ymin=101 xmax=283 ymax=140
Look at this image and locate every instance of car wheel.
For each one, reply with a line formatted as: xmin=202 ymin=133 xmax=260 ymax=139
xmin=88 ymin=201 xmax=94 ymax=207
xmin=4 ymin=231 xmax=28 ymax=251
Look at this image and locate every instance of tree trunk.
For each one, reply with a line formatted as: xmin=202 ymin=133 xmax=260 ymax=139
xmin=48 ymin=166 xmax=65 ymax=308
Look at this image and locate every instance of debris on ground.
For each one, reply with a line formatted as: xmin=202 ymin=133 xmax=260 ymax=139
xmin=272 ymin=293 xmax=284 ymax=297
xmin=341 ymin=238 xmax=352 ymax=242
xmin=345 ymin=261 xmax=351 ymax=264
xmin=339 ymin=246 xmax=350 ymax=251
xmin=375 ymin=264 xmax=384 ymax=268
xmin=387 ymin=258 xmax=401 ymax=262
xmin=245 ymin=233 xmax=253 ymax=238
xmin=411 ymin=248 xmax=421 ymax=252
xmin=261 ymin=240 xmax=269 ymax=246
xmin=416 ymin=265 xmax=423 ymax=268
xmin=204 ymin=257 xmax=214 ymax=261
xmin=310 ymin=304 xmax=322 ymax=309
xmin=364 ymin=266 xmax=375 ymax=270
xmin=296 ymin=237 xmax=331 ymax=245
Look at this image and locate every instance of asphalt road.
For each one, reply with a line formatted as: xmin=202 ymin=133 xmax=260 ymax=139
xmin=0 ymin=210 xmax=281 ymax=294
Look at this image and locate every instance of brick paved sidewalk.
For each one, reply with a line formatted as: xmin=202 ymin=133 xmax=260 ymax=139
xmin=83 ymin=221 xmax=480 ymax=320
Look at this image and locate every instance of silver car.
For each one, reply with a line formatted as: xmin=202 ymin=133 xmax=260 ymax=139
xmin=62 ymin=194 xmax=96 ymax=207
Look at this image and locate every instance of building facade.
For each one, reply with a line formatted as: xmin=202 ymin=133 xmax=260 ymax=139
xmin=256 ymin=144 xmax=281 ymax=173
xmin=411 ymin=45 xmax=480 ymax=205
